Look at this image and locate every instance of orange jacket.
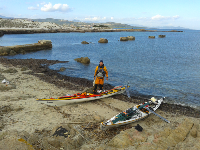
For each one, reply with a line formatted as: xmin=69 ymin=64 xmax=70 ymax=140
xmin=94 ymin=64 xmax=108 ymax=78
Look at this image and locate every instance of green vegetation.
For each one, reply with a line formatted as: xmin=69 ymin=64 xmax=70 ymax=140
xmin=93 ymin=25 xmax=108 ymax=27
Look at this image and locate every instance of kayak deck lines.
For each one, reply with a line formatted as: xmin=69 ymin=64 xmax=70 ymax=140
xmin=100 ymin=97 xmax=167 ymax=130
xmin=36 ymin=85 xmax=127 ymax=106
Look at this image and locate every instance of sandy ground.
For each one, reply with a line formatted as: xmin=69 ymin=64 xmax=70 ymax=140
xmin=0 ymin=63 xmax=200 ymax=150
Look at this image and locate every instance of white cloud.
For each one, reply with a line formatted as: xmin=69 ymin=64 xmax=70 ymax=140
xmin=84 ymin=17 xmax=107 ymax=21
xmin=172 ymin=15 xmax=180 ymax=19
xmin=151 ymin=15 xmax=168 ymax=20
xmin=151 ymin=14 xmax=180 ymax=20
xmin=28 ymin=6 xmax=39 ymax=10
xmin=41 ymin=2 xmax=71 ymax=12
xmin=111 ymin=17 xmax=114 ymax=20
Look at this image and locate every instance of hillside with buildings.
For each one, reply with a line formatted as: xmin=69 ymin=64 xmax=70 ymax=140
xmin=0 ymin=17 xmax=144 ymax=30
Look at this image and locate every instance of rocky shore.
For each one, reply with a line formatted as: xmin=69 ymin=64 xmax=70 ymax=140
xmin=0 ymin=58 xmax=199 ymax=150
xmin=0 ymin=18 xmax=183 ymax=35
xmin=0 ymin=28 xmax=183 ymax=35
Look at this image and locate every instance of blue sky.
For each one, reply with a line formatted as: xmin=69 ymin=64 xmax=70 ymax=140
xmin=0 ymin=0 xmax=199 ymax=29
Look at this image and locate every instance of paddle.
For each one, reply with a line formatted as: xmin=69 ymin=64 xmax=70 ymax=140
xmin=112 ymin=97 xmax=170 ymax=124
xmin=125 ymin=82 xmax=131 ymax=98
xmin=145 ymin=107 xmax=170 ymax=123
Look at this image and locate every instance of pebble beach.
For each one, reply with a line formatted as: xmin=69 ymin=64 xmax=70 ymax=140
xmin=0 ymin=58 xmax=200 ymax=150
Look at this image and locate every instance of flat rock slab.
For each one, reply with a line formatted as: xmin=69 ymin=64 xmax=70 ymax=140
xmin=0 ymin=83 xmax=16 ymax=91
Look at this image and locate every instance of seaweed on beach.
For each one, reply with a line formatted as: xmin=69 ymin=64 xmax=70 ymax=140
xmin=0 ymin=57 xmax=199 ymax=118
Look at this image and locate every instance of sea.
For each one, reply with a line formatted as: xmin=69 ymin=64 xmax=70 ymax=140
xmin=1 ymin=29 xmax=200 ymax=109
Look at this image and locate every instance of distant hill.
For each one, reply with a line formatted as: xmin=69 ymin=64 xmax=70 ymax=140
xmin=1 ymin=16 xmax=146 ymax=29
xmin=0 ymin=16 xmax=190 ymax=30
xmin=154 ymin=26 xmax=191 ymax=30
xmin=32 ymin=18 xmax=143 ymax=28
xmin=105 ymin=22 xmax=146 ymax=29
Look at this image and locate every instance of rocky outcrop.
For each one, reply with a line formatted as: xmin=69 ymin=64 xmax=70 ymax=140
xmin=127 ymin=36 xmax=135 ymax=40
xmin=9 ymin=50 xmax=17 ymax=56
xmin=107 ymin=118 xmax=200 ymax=150
xmin=137 ymin=118 xmax=197 ymax=150
xmin=0 ymin=47 xmax=11 ymax=56
xmin=74 ymin=57 xmax=90 ymax=64
xmin=120 ymin=37 xmax=128 ymax=41
xmin=149 ymin=36 xmax=155 ymax=38
xmin=108 ymin=128 xmax=147 ymax=148
xmin=159 ymin=35 xmax=166 ymax=38
xmin=81 ymin=41 xmax=89 ymax=44
xmin=98 ymin=38 xmax=108 ymax=43
xmin=59 ymin=67 xmax=66 ymax=72
xmin=0 ymin=40 xmax=52 ymax=56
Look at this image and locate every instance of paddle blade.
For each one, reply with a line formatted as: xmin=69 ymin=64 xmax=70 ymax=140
xmin=126 ymin=87 xmax=131 ymax=98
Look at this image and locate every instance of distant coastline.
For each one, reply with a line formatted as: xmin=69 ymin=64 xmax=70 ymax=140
xmin=0 ymin=18 xmax=183 ymax=34
xmin=0 ymin=28 xmax=183 ymax=34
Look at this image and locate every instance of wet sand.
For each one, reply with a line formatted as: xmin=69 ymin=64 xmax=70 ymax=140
xmin=0 ymin=58 xmax=200 ymax=150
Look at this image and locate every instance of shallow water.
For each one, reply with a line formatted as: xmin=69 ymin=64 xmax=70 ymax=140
xmin=1 ymin=30 xmax=200 ymax=109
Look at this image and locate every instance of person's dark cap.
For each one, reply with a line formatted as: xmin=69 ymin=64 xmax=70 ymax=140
xmin=99 ymin=60 xmax=103 ymax=63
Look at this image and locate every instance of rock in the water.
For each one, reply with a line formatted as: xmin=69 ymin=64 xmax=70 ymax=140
xmin=74 ymin=57 xmax=90 ymax=64
xmin=98 ymin=38 xmax=108 ymax=43
xmin=38 ymin=40 xmax=52 ymax=44
xmin=81 ymin=41 xmax=89 ymax=44
xmin=9 ymin=50 xmax=17 ymax=56
xmin=120 ymin=37 xmax=128 ymax=41
xmin=149 ymin=36 xmax=155 ymax=38
xmin=0 ymin=47 xmax=11 ymax=56
xmin=0 ymin=40 xmax=52 ymax=56
xmin=159 ymin=35 xmax=166 ymax=38
xmin=127 ymin=36 xmax=135 ymax=40
xmin=59 ymin=67 xmax=66 ymax=72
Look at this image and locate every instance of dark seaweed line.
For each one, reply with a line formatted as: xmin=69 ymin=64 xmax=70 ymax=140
xmin=0 ymin=57 xmax=199 ymax=118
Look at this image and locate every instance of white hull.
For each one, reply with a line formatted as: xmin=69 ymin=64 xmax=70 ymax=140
xmin=100 ymin=97 xmax=164 ymax=130
xmin=37 ymin=88 xmax=125 ymax=106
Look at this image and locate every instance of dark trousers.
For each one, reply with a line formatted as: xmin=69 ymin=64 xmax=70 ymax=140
xmin=93 ymin=84 xmax=103 ymax=93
